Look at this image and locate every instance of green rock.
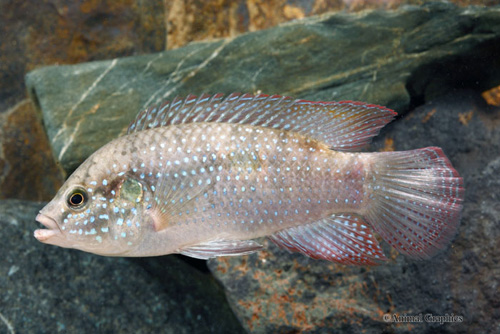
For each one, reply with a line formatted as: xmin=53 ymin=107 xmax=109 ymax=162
xmin=26 ymin=2 xmax=500 ymax=174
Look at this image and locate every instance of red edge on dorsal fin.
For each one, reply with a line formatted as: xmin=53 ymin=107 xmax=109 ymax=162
xmin=126 ymin=93 xmax=397 ymax=151
xmin=295 ymin=99 xmax=396 ymax=113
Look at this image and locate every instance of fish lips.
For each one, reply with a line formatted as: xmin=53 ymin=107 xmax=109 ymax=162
xmin=34 ymin=213 xmax=62 ymax=242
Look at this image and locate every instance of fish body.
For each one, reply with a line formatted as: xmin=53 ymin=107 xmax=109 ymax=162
xmin=35 ymin=93 xmax=463 ymax=264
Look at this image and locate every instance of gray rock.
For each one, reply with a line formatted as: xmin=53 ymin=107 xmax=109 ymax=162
xmin=26 ymin=2 xmax=500 ymax=174
xmin=207 ymin=90 xmax=500 ymax=333
xmin=0 ymin=200 xmax=243 ymax=334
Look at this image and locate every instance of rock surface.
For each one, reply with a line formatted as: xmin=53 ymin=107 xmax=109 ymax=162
xmin=0 ymin=0 xmax=166 ymax=111
xmin=166 ymin=0 xmax=499 ymax=49
xmin=0 ymin=100 xmax=64 ymax=201
xmin=1 ymin=1 xmax=498 ymax=201
xmin=0 ymin=0 xmax=167 ymax=200
xmin=0 ymin=200 xmax=243 ymax=333
xmin=26 ymin=3 xmax=500 ymax=175
xmin=9 ymin=2 xmax=500 ymax=334
xmin=207 ymin=90 xmax=500 ymax=333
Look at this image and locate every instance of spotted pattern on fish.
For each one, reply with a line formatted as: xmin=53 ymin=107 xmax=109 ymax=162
xmin=34 ymin=93 xmax=463 ymax=264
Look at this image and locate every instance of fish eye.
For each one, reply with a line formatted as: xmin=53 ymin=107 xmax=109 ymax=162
xmin=67 ymin=188 xmax=88 ymax=209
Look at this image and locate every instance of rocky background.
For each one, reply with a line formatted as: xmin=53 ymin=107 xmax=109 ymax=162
xmin=1 ymin=0 xmax=500 ymax=333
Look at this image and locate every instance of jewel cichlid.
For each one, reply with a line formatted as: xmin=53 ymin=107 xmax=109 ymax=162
xmin=35 ymin=93 xmax=464 ymax=265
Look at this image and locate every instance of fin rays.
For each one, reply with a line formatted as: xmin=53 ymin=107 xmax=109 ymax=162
xmin=178 ymin=239 xmax=263 ymax=259
xmin=365 ymin=147 xmax=464 ymax=259
xmin=269 ymin=214 xmax=387 ymax=265
xmin=127 ymin=93 xmax=396 ymax=151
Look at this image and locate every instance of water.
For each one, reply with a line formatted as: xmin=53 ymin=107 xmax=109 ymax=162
xmin=1 ymin=1 xmax=499 ymax=333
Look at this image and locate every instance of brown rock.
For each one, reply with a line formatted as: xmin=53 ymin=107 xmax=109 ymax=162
xmin=0 ymin=0 xmax=167 ymax=110
xmin=0 ymin=99 xmax=64 ymax=200
xmin=0 ymin=0 xmax=167 ymax=200
xmin=482 ymin=85 xmax=500 ymax=106
xmin=164 ymin=0 xmax=500 ymax=50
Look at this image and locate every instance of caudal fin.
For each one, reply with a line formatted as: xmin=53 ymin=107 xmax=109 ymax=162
xmin=365 ymin=147 xmax=464 ymax=259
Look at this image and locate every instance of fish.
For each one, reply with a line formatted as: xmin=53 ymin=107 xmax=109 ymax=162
xmin=34 ymin=93 xmax=464 ymax=264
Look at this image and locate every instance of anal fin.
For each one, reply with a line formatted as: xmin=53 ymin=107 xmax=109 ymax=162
xmin=178 ymin=239 xmax=263 ymax=260
xmin=269 ymin=214 xmax=387 ymax=265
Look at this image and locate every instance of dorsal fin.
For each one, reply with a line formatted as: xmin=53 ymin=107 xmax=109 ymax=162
xmin=127 ymin=93 xmax=396 ymax=151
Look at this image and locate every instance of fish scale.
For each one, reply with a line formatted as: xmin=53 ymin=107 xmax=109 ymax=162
xmin=141 ymin=124 xmax=363 ymax=229
xmin=34 ymin=93 xmax=463 ymax=264
xmin=100 ymin=122 xmax=366 ymax=248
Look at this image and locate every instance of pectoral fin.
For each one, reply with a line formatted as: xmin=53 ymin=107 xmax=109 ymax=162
xmin=148 ymin=168 xmax=217 ymax=232
xmin=178 ymin=239 xmax=263 ymax=259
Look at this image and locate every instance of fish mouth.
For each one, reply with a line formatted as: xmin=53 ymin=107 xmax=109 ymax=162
xmin=34 ymin=213 xmax=61 ymax=242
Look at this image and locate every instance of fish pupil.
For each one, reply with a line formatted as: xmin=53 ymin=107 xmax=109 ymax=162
xmin=71 ymin=194 xmax=83 ymax=205
xmin=67 ymin=189 xmax=87 ymax=208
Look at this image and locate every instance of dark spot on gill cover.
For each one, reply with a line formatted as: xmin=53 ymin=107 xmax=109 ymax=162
xmin=120 ymin=178 xmax=143 ymax=203
xmin=100 ymin=176 xmax=125 ymax=198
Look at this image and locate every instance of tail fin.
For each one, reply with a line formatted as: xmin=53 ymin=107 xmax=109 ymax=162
xmin=364 ymin=147 xmax=464 ymax=259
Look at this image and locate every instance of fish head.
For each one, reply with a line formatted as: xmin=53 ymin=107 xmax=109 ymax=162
xmin=34 ymin=155 xmax=148 ymax=256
